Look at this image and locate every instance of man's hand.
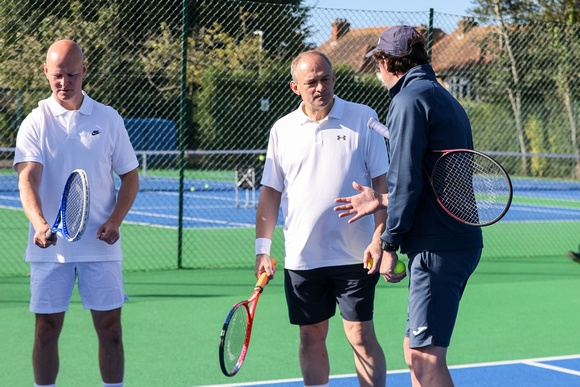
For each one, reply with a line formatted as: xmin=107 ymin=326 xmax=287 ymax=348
xmin=380 ymin=251 xmax=406 ymax=283
xmin=363 ymin=238 xmax=383 ymax=274
xmin=255 ymin=254 xmax=276 ymax=280
xmin=96 ymin=221 xmax=120 ymax=245
xmin=334 ymin=181 xmax=385 ymax=223
xmin=34 ymin=225 xmax=57 ymax=248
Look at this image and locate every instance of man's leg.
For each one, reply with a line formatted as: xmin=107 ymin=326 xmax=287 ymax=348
xmin=343 ymin=319 xmax=386 ymax=386
xmin=403 ymin=337 xmax=420 ymax=386
xmin=91 ymin=308 xmax=124 ymax=384
xmin=33 ymin=312 xmax=65 ymax=386
xmin=299 ymin=320 xmax=330 ymax=386
xmin=404 ymin=337 xmax=453 ymax=387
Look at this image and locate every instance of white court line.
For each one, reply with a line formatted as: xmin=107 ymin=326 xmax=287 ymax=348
xmin=195 ymin=354 xmax=580 ymax=387
xmin=128 ymin=209 xmax=255 ymax=228
xmin=0 ymin=194 xmax=20 ymax=202
xmin=506 ymin=204 xmax=580 ymax=216
xmin=447 ymin=353 xmax=580 ymax=370
xmin=0 ymin=203 xmax=22 ymax=210
xmin=522 ymin=360 xmax=580 ymax=376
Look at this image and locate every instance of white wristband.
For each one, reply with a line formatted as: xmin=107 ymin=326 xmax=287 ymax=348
xmin=255 ymin=238 xmax=272 ymax=256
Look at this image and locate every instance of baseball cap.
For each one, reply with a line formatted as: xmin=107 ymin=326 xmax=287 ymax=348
xmin=365 ymin=25 xmax=421 ymax=58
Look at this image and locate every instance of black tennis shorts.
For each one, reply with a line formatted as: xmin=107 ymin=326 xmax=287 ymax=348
xmin=284 ymin=264 xmax=380 ymax=325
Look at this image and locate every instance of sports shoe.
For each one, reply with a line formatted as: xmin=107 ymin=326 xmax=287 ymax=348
xmin=567 ymin=250 xmax=580 ymax=263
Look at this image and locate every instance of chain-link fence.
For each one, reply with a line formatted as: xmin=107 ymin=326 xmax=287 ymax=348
xmin=1 ymin=1 xmax=579 ymax=277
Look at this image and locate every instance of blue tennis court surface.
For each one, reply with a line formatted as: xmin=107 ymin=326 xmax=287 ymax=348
xmin=198 ymin=355 xmax=580 ymax=387
xmin=1 ymin=175 xmax=579 ymax=228
xmin=97 ymin=175 xmax=580 ymax=228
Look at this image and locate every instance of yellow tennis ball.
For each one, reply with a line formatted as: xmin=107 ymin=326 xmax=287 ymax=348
xmin=204 ymin=184 xmax=209 ymax=189
xmin=394 ymin=260 xmax=406 ymax=274
xmin=190 ymin=187 xmax=195 ymax=191
xmin=259 ymin=155 xmax=265 ymax=161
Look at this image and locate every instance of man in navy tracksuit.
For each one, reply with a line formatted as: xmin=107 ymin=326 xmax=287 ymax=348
xmin=335 ymin=26 xmax=483 ymax=386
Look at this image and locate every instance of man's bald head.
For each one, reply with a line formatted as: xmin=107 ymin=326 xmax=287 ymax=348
xmin=44 ymin=40 xmax=87 ymax=110
xmin=46 ymin=40 xmax=84 ymax=64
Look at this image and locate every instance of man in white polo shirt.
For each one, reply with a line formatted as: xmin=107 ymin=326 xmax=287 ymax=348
xmin=254 ymin=51 xmax=390 ymax=386
xmin=13 ymin=40 xmax=139 ymax=387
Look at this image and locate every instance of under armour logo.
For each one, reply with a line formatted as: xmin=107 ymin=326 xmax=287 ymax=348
xmin=337 ymin=135 xmax=346 ymax=140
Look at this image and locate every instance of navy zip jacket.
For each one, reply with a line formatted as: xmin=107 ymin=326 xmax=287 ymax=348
xmin=380 ymin=64 xmax=483 ymax=253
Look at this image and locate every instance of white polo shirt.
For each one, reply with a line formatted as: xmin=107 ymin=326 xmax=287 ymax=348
xmin=13 ymin=93 xmax=139 ymax=263
xmin=261 ymin=96 xmax=389 ymax=270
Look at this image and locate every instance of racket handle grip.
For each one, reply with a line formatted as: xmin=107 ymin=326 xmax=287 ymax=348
xmin=45 ymin=229 xmax=56 ymax=241
xmin=255 ymin=258 xmax=276 ymax=290
xmin=368 ymin=117 xmax=389 ymax=139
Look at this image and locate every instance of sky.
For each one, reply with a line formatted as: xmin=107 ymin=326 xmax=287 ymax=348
xmin=300 ymin=0 xmax=477 ymax=45
xmin=303 ymin=0 xmax=475 ymax=16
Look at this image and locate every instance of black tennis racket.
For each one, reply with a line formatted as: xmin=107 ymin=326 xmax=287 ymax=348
xmin=428 ymin=149 xmax=512 ymax=226
xmin=367 ymin=118 xmax=512 ymax=226
xmin=219 ymin=258 xmax=276 ymax=377
xmin=45 ymin=169 xmax=90 ymax=242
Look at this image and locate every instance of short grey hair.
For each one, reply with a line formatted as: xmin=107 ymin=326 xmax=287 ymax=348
xmin=291 ymin=50 xmax=333 ymax=82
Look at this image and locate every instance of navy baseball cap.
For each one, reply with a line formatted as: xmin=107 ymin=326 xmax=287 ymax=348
xmin=365 ymin=25 xmax=421 ymax=58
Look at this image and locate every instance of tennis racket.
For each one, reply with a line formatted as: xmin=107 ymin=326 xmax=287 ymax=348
xmin=219 ymin=258 xmax=276 ymax=377
xmin=45 ymin=169 xmax=90 ymax=242
xmin=367 ymin=118 xmax=512 ymax=226
xmin=428 ymin=149 xmax=512 ymax=226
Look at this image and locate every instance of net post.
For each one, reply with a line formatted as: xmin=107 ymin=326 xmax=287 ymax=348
xmin=235 ymin=166 xmax=256 ymax=208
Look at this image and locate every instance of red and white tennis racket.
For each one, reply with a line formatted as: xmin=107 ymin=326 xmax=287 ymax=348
xmin=219 ymin=258 xmax=276 ymax=377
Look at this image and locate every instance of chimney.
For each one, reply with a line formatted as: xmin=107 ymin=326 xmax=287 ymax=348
xmin=332 ymin=18 xmax=350 ymax=41
xmin=458 ymin=16 xmax=477 ymax=34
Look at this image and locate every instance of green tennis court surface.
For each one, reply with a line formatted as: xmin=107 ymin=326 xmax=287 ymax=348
xmin=2 ymin=256 xmax=579 ymax=386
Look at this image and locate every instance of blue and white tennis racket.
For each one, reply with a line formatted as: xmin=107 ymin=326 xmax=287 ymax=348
xmin=45 ymin=169 xmax=90 ymax=242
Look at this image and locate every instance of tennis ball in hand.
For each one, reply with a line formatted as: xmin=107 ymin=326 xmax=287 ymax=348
xmin=394 ymin=260 xmax=406 ymax=274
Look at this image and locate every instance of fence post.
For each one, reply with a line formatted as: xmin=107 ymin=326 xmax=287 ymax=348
xmin=178 ymin=0 xmax=189 ymax=269
xmin=428 ymin=8 xmax=434 ymax=59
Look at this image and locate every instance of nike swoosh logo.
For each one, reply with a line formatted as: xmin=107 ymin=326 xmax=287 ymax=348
xmin=413 ymin=326 xmax=427 ymax=336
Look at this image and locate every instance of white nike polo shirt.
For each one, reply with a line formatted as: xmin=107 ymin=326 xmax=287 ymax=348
xmin=14 ymin=93 xmax=139 ymax=263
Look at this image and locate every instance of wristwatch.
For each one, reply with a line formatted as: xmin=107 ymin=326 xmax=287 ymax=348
xmin=381 ymin=240 xmax=399 ymax=252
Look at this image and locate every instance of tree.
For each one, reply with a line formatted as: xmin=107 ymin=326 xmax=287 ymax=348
xmin=139 ymin=1 xmax=313 ymax=149
xmin=471 ymin=1 xmax=539 ymax=175
xmin=472 ymin=0 xmax=580 ymax=177
xmin=192 ymin=0 xmax=310 ymax=62
xmin=535 ymin=0 xmax=580 ymax=177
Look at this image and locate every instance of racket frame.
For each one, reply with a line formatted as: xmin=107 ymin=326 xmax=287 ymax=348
xmin=429 ymin=149 xmax=513 ymax=227
xmin=46 ymin=169 xmax=90 ymax=242
xmin=366 ymin=118 xmax=513 ymax=227
xmin=219 ymin=258 xmax=276 ymax=377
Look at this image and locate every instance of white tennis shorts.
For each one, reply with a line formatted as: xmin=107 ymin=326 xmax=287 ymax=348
xmin=29 ymin=261 xmax=129 ymax=314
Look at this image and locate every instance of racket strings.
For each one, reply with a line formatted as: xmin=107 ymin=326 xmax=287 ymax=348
xmin=222 ymin=304 xmax=249 ymax=374
xmin=62 ymin=173 xmax=88 ymax=239
xmin=433 ymin=152 xmax=510 ymax=225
